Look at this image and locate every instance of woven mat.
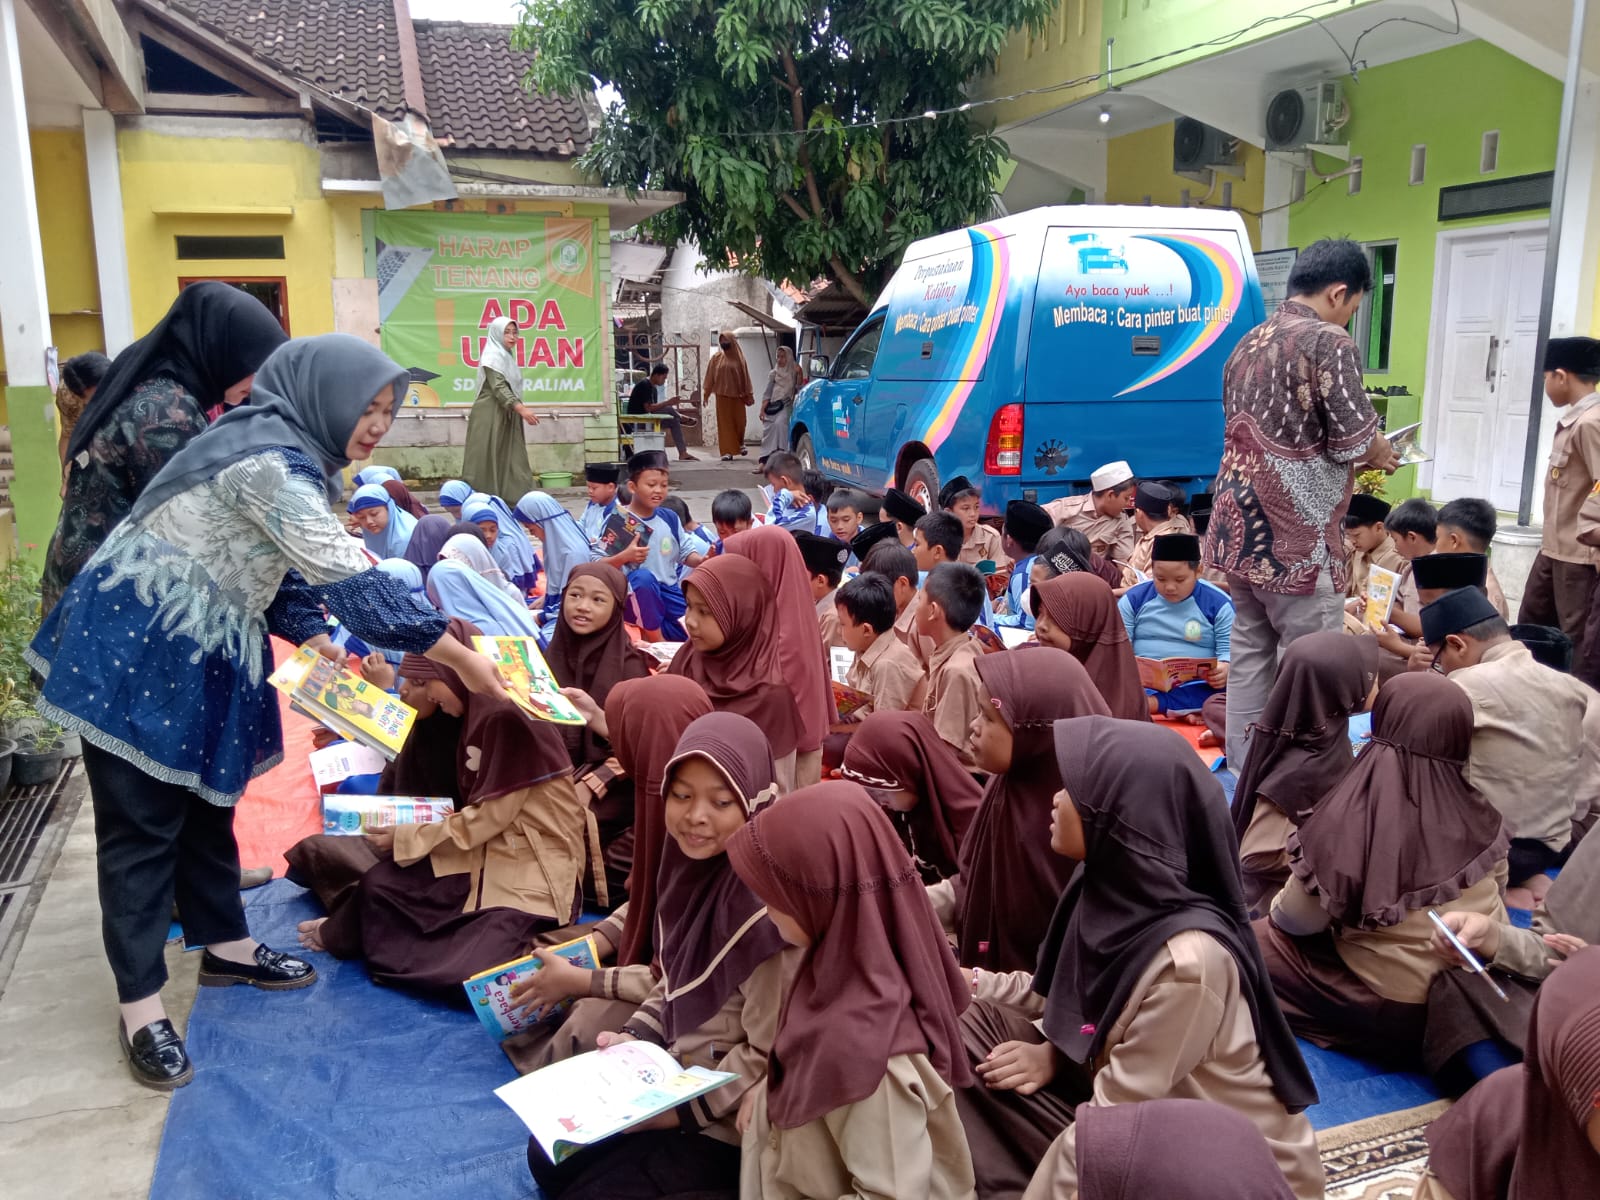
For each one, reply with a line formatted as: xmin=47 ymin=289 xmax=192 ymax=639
xmin=1317 ymin=1100 xmax=1448 ymax=1200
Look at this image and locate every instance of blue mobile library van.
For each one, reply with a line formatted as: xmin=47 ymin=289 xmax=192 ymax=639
xmin=790 ymin=206 xmax=1265 ymax=513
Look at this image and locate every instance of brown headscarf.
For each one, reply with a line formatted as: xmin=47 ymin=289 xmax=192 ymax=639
xmin=702 ymin=338 xmax=754 ymax=400
xmin=669 ymin=555 xmax=801 ymax=758
xmin=1037 ymin=717 xmax=1318 ymax=1112
xmin=654 ymin=713 xmax=788 ymax=1042
xmin=606 ymin=677 xmax=713 ymax=966
xmin=958 ymin=648 xmax=1110 ymax=971
xmin=382 ymin=477 xmax=428 ymax=518
xmin=397 ymin=619 xmax=572 ymax=806
xmin=545 ymin=563 xmax=651 ymax=767
xmin=840 ymin=711 xmax=981 ymax=880
xmin=725 ymin=782 xmax=971 ymax=1129
xmin=1426 ymin=947 xmax=1600 ymax=1200
xmin=1289 ymin=672 xmax=1511 ymax=930
xmin=1077 ymin=1100 xmax=1295 ymax=1200
xmin=1031 ymin=574 xmax=1150 ymax=722
xmin=1232 ymin=630 xmax=1378 ymax=838
xmin=379 ymin=616 xmax=481 ymax=800
xmin=724 ymin=525 xmax=831 ymax=752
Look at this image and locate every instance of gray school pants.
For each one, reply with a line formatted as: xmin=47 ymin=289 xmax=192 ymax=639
xmin=1224 ymin=570 xmax=1342 ymax=773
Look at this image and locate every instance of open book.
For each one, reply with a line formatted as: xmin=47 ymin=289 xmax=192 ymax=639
xmin=473 ymin=636 xmax=586 ymax=725
xmin=832 ymin=679 xmax=873 ymax=719
xmin=322 ymin=795 xmax=455 ymax=836
xmin=496 ymin=1041 xmax=736 ymax=1165
xmin=1136 ymin=656 xmax=1218 ymax=693
xmin=1364 ymin=565 xmax=1400 ymax=633
xmin=462 ymin=934 xmax=599 ymax=1038
xmin=267 ymin=644 xmax=417 ymax=759
xmin=636 ymin=641 xmax=684 ymax=669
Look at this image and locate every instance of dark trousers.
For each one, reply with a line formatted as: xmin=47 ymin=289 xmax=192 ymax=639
xmin=527 ymin=1128 xmax=739 ymax=1200
xmin=1517 ymin=553 xmax=1597 ymax=658
xmin=83 ymin=742 xmax=249 ymax=1002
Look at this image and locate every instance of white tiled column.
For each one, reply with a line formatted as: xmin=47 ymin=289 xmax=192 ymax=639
xmin=83 ymin=107 xmax=134 ymax=356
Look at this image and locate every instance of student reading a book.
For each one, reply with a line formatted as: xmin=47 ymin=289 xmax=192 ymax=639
xmin=995 ymin=500 xmax=1052 ymax=629
xmin=725 ymin=782 xmax=977 ymax=1200
xmin=514 ymin=490 xmax=600 ymax=637
xmin=400 ymin=514 xmax=484 ymax=583
xmin=605 ymin=449 xmax=705 ymax=642
xmin=934 ymin=650 xmax=1109 ymax=981
xmin=1227 ymin=631 xmax=1380 ymax=916
xmin=463 ymin=492 xmax=541 ymax=598
xmin=841 ymin=711 xmax=981 ymax=883
xmin=939 ymin=476 xmax=1006 ymax=568
xmin=1342 ymin=493 xmax=1405 ymax=601
xmin=956 ymin=718 xmax=1321 ymax=1200
xmin=1415 ymin=946 xmax=1600 ymax=1200
xmin=1436 ymin=497 xmax=1510 ymax=618
xmin=792 ymin=529 xmax=850 ymax=652
xmin=438 ymin=478 xmax=472 ymax=519
xmin=1118 ymin=533 xmax=1233 ymax=718
xmin=917 ymin=563 xmax=989 ymax=768
xmin=1255 ymin=672 xmax=1510 ymax=1064
xmin=1030 ymin=573 xmax=1151 ymax=723
xmin=1126 ymin=481 xmax=1194 ymax=579
xmin=28 ymin=335 xmax=506 ymax=1090
xmin=865 ymin=540 xmax=926 ymax=658
xmin=835 ymin=573 xmax=925 ymax=719
xmin=725 ymin=525 xmax=834 ymax=789
xmin=669 ymin=554 xmax=803 ymax=789
xmin=300 ymin=623 xmax=601 ymax=999
xmin=347 ymin=482 xmax=418 ymax=561
xmin=1360 ymin=497 xmax=1438 ymax=672
xmin=526 ymin=712 xmax=795 ymax=1199
xmin=505 ymin=676 xmax=713 ymax=1074
xmin=427 ymin=537 xmax=542 ymax=639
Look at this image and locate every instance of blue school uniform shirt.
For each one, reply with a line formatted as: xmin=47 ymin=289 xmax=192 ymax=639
xmin=632 ymin=506 xmax=696 ymax=587
xmin=579 ymin=498 xmax=618 ymax=548
xmin=678 ymin=526 xmax=715 ymax=581
xmin=1118 ymin=579 xmax=1234 ymax=661
xmin=995 ymin=554 xmax=1038 ymax=629
xmin=770 ymin=490 xmax=817 ymax=531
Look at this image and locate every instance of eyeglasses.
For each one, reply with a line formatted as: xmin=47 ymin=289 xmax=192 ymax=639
xmin=1428 ymin=645 xmax=1447 ymax=674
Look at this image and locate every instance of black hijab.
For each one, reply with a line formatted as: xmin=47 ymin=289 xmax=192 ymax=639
xmin=1034 ymin=717 xmax=1318 ymax=1113
xmin=402 ymin=516 xmax=488 ymax=580
xmin=68 ymin=282 xmax=286 ymax=461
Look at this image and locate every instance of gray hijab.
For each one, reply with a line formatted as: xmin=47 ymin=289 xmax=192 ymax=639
xmin=128 ymin=334 xmax=408 ymax=521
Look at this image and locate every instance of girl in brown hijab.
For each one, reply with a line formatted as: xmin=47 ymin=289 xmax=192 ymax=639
xmin=726 ymin=782 xmax=976 ymax=1200
xmin=1029 ymin=574 xmax=1149 ymax=722
xmin=527 ymin=712 xmax=790 ymax=1200
xmin=1415 ymin=947 xmax=1600 ymax=1200
xmin=959 ymin=717 xmax=1321 ymax=1200
xmin=841 ymin=710 xmax=982 ymax=882
xmin=1231 ymin=630 xmax=1381 ymax=914
xmin=503 ymin=675 xmax=711 ymax=1074
xmin=703 ymin=332 xmax=754 ymax=459
xmin=545 ymin=562 xmax=652 ymax=901
xmin=296 ymin=625 xmax=598 ymax=1000
xmin=1256 ymin=672 xmax=1511 ymax=1063
xmin=669 ymin=554 xmax=802 ymax=783
xmin=942 ymin=649 xmax=1108 ymax=977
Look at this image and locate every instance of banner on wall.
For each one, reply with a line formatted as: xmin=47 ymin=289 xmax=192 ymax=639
xmin=372 ymin=211 xmax=602 ymax=406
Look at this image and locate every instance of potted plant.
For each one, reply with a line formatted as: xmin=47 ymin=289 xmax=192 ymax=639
xmin=0 ymin=557 xmax=80 ymax=791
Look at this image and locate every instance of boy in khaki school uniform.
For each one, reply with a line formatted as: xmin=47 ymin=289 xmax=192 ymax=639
xmin=914 ymin=563 xmax=988 ymax=768
xmin=834 ymin=574 xmax=924 ymax=719
xmin=1342 ymin=492 xmax=1407 ymax=602
xmin=793 ymin=530 xmax=850 ymax=651
xmin=940 ymin=475 xmax=1008 ymax=568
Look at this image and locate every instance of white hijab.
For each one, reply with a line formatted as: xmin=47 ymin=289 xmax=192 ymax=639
xmin=475 ymin=315 xmax=522 ymax=398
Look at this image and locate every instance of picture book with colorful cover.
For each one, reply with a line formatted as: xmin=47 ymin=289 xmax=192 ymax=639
xmin=322 ymin=795 xmax=455 ymax=836
xmin=637 ymin=641 xmax=684 ymax=669
xmin=462 ymin=935 xmax=600 ymax=1039
xmin=831 ymin=679 xmax=873 ymax=719
xmin=595 ymin=510 xmax=652 ymax=556
xmin=1136 ymin=656 xmax=1218 ymax=693
xmin=267 ymin=644 xmax=416 ymax=759
xmin=472 ymin=636 xmax=587 ymax=725
xmin=495 ymin=1040 xmax=736 ymax=1164
xmin=1364 ymin=565 xmax=1400 ymax=633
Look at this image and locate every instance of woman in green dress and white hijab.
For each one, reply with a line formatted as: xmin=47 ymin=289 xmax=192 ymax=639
xmin=462 ymin=315 xmax=539 ymax=499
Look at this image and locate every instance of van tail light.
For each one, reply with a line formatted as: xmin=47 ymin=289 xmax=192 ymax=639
xmin=985 ymin=403 xmax=1024 ymax=475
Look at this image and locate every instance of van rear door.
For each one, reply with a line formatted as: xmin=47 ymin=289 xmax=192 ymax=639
xmin=1019 ymin=224 xmax=1261 ymax=486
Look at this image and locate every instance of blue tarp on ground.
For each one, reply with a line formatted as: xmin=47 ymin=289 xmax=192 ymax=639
xmin=153 ymin=880 xmax=1451 ymax=1199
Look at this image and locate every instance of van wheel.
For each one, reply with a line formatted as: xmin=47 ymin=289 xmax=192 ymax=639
xmin=904 ymin=458 xmax=941 ymax=513
xmin=794 ymin=432 xmax=817 ymax=473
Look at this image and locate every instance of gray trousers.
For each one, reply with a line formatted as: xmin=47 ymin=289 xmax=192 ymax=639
xmin=1224 ymin=570 xmax=1342 ymax=771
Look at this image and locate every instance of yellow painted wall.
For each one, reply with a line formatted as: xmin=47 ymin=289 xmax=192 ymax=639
xmin=1103 ymin=122 xmax=1265 ymax=251
xmin=970 ymin=0 xmax=1102 ymax=128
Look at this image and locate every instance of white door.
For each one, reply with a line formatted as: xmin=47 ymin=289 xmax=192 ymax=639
xmin=1432 ymin=228 xmax=1546 ymax=510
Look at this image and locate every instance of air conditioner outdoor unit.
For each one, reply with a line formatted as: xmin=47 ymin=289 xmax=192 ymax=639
xmin=1172 ymin=118 xmax=1239 ymax=180
xmin=1265 ymin=81 xmax=1345 ymax=151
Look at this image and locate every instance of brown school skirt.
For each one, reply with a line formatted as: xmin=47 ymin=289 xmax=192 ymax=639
xmin=953 ymin=1000 xmax=1092 ymax=1200
xmin=1421 ymin=965 xmax=1536 ymax=1077
xmin=1252 ymin=917 xmax=1427 ymax=1064
xmin=502 ymin=995 xmax=637 ymax=1076
xmin=284 ymin=833 xmax=380 ymax=912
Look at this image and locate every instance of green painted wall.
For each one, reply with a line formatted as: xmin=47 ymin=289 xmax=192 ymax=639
xmin=8 ymin=386 xmax=58 ymax=559
xmin=1287 ymin=40 xmax=1560 ymax=497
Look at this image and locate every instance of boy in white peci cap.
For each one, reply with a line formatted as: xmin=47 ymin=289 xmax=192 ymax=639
xmin=1044 ymin=459 xmax=1138 ymax=561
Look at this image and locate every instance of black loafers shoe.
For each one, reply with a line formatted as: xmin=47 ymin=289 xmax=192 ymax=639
xmin=120 ymin=1018 xmax=193 ymax=1090
xmin=198 ymin=944 xmax=317 ymax=991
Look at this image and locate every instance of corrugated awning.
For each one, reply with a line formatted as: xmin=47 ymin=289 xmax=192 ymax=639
xmin=725 ymin=300 xmax=790 ymax=333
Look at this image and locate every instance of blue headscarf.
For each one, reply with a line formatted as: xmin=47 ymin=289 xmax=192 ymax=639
xmin=426 ymin=559 xmax=541 ymax=638
xmin=347 ymin=482 xmax=418 ymax=560
xmin=515 ymin=490 xmax=596 ymax=600
xmin=463 ymin=491 xmax=540 ymax=594
xmin=354 ymin=465 xmax=401 ymax=487
xmin=439 ymin=479 xmax=473 ymax=510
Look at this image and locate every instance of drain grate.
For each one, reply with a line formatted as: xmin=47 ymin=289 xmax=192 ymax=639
xmin=0 ymin=761 xmax=72 ymax=889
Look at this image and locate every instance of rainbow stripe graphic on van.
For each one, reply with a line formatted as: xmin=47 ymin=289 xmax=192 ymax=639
xmin=917 ymin=224 xmax=1010 ymax=452
xmin=1115 ymin=233 xmax=1244 ymax=397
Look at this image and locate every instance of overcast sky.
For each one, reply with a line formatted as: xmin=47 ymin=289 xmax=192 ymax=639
xmin=409 ymin=0 xmax=523 ymax=22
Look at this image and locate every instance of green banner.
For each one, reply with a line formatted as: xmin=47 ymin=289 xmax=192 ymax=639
xmin=372 ymin=210 xmax=602 ymax=407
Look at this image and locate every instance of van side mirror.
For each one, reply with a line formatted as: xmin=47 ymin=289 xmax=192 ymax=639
xmin=807 ymin=355 xmax=830 ymax=377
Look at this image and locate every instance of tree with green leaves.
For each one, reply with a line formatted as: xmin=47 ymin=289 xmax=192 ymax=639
xmin=517 ymin=0 xmax=1055 ymax=305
